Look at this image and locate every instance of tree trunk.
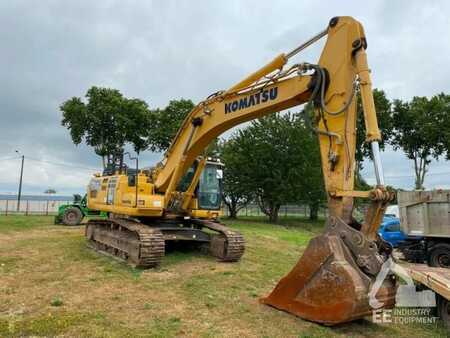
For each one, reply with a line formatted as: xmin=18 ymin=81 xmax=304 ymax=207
xmin=268 ymin=204 xmax=280 ymax=223
xmin=225 ymin=197 xmax=238 ymax=219
xmin=228 ymin=207 xmax=238 ymax=219
xmin=414 ymin=155 xmax=428 ymax=190
xmin=413 ymin=156 xmax=422 ymax=190
xmin=257 ymin=196 xmax=280 ymax=223
xmin=309 ymin=201 xmax=319 ymax=221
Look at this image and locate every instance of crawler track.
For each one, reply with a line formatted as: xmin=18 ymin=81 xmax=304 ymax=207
xmin=85 ymin=218 xmax=165 ymax=268
xmin=219 ymin=231 xmax=246 ymax=261
xmin=86 ymin=217 xmax=245 ymax=268
xmin=193 ymin=219 xmax=245 ymax=262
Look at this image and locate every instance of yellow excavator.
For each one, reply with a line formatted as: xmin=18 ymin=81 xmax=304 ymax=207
xmin=86 ymin=16 xmax=396 ymax=325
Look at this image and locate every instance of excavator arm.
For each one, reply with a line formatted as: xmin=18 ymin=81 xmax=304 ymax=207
xmin=154 ymin=16 xmax=388 ymax=217
xmin=149 ymin=16 xmax=397 ymax=325
xmin=84 ymin=16 xmax=396 ymax=325
xmin=80 ymin=16 xmax=396 ymax=326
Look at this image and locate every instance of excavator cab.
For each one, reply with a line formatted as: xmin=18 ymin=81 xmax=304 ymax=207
xmin=197 ymin=161 xmax=223 ymax=210
xmin=178 ymin=159 xmax=224 ymax=211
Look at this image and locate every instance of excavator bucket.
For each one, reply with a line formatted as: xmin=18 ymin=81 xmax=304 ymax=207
xmin=261 ymin=216 xmax=397 ymax=325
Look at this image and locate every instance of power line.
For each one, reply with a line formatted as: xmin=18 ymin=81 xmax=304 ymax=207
xmin=384 ymin=171 xmax=450 ymax=179
xmin=4 ymin=154 xmax=450 ymax=179
xmin=0 ymin=154 xmax=100 ymax=171
xmin=26 ymin=157 xmax=101 ymax=171
xmin=0 ymin=156 xmax=21 ymax=161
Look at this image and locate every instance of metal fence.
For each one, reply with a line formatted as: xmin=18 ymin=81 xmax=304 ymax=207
xmin=0 ymin=199 xmax=328 ymax=218
xmin=221 ymin=203 xmax=329 ymax=218
xmin=0 ymin=199 xmax=367 ymax=220
xmin=0 ymin=199 xmax=72 ymax=215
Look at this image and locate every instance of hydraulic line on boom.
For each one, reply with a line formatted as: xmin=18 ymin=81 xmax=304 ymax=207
xmin=86 ymin=16 xmax=396 ymax=325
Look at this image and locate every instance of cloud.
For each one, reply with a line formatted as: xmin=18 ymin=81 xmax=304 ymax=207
xmin=1 ymin=1 xmax=450 ymax=194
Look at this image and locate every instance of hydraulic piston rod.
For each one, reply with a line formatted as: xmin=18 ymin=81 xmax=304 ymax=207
xmin=371 ymin=141 xmax=385 ymax=186
xmin=226 ymin=28 xmax=328 ymax=94
xmin=285 ymin=29 xmax=328 ymax=59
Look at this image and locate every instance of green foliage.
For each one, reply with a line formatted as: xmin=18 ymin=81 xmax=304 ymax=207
xmin=204 ymin=137 xmax=221 ymax=157
xmin=61 ymin=86 xmax=151 ymax=162
xmin=219 ymin=139 xmax=253 ymax=218
xmin=222 ymin=112 xmax=324 ymax=222
xmin=391 ymin=93 xmax=450 ymax=189
xmin=354 ymin=89 xmax=450 ymax=190
xmin=147 ymin=99 xmax=195 ymax=152
xmin=44 ymin=188 xmax=56 ymax=194
xmin=50 ymin=296 xmax=63 ymax=307
xmin=355 ymin=171 xmax=371 ymax=190
xmin=61 ymin=91 xmax=197 ymax=167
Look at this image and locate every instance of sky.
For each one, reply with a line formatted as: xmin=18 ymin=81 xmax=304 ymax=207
xmin=1 ymin=1 xmax=450 ymax=195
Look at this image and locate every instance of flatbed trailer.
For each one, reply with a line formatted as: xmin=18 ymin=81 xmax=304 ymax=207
xmin=404 ymin=264 xmax=450 ymax=328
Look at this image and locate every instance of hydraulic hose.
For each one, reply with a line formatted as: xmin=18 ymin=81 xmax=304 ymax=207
xmin=319 ymin=68 xmax=357 ymax=116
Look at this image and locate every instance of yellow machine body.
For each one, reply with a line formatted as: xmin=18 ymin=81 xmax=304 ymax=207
xmin=88 ymin=174 xmax=221 ymax=219
xmin=86 ymin=16 xmax=397 ymax=325
xmin=88 ymin=174 xmax=164 ymax=217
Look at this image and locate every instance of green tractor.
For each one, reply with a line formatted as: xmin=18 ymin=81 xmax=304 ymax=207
xmin=54 ymin=194 xmax=107 ymax=226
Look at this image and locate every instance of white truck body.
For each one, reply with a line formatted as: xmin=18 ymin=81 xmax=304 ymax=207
xmin=398 ymin=190 xmax=450 ymax=238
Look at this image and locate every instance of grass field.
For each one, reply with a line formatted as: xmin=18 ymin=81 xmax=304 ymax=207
xmin=0 ymin=216 xmax=446 ymax=337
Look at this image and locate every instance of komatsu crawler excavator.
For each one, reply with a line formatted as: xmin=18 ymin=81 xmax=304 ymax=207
xmin=86 ymin=16 xmax=397 ymax=325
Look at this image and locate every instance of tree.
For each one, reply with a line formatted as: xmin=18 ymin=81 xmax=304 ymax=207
xmin=224 ymin=112 xmax=325 ymax=222
xmin=296 ymin=128 xmax=325 ymax=220
xmin=205 ymin=138 xmax=221 ymax=158
xmin=220 ymin=139 xmax=252 ymax=219
xmin=391 ymin=94 xmax=450 ymax=189
xmin=61 ymin=86 xmax=151 ymax=167
xmin=147 ymin=99 xmax=195 ymax=152
xmin=44 ymin=188 xmax=56 ymax=194
xmin=355 ymin=88 xmax=393 ymax=170
xmin=290 ymin=111 xmax=326 ymax=220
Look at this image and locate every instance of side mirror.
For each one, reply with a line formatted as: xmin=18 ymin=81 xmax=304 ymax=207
xmin=216 ymin=169 xmax=223 ymax=179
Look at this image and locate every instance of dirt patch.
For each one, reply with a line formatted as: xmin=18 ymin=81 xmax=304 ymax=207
xmin=0 ymin=226 xmax=83 ymax=245
xmin=0 ymin=217 xmax=446 ymax=337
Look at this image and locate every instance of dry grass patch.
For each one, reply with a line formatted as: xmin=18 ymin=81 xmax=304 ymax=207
xmin=0 ymin=216 xmax=447 ymax=337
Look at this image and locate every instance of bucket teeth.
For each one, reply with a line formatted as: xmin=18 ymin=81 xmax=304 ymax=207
xmin=261 ymin=218 xmax=397 ymax=325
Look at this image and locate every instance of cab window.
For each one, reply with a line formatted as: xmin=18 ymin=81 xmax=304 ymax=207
xmin=198 ymin=164 xmax=222 ymax=210
xmin=177 ymin=164 xmax=197 ymax=192
xmin=385 ymin=222 xmax=400 ymax=232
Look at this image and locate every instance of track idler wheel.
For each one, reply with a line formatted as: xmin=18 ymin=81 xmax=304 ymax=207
xmin=209 ymin=232 xmax=245 ymax=262
xmin=261 ymin=217 xmax=397 ymax=325
xmin=191 ymin=219 xmax=245 ymax=262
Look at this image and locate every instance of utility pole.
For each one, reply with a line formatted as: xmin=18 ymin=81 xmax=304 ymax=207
xmin=16 ymin=151 xmax=24 ymax=212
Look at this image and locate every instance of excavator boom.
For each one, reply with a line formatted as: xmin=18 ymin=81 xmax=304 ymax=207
xmin=153 ymin=17 xmax=386 ymax=219
xmin=87 ymin=16 xmax=396 ymax=325
xmin=156 ymin=16 xmax=395 ymax=325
